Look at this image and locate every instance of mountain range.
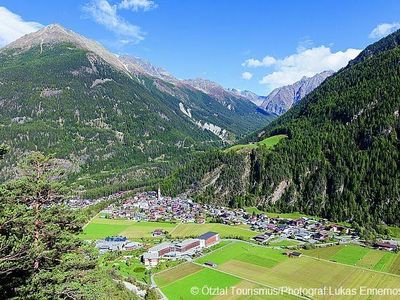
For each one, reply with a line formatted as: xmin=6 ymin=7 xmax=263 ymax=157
xmin=0 ymin=24 xmax=274 ymax=192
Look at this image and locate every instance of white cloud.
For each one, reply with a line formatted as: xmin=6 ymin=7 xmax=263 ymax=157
xmin=242 ymin=55 xmax=276 ymax=67
xmin=0 ymin=7 xmax=43 ymax=47
xmin=83 ymin=0 xmax=145 ymax=44
xmin=257 ymin=46 xmax=361 ymax=89
xmin=119 ymin=0 xmax=157 ymax=11
xmin=241 ymin=71 xmax=253 ymax=80
xmin=369 ymin=22 xmax=400 ymax=39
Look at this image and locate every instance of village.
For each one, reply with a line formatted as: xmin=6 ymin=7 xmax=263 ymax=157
xmin=97 ymin=189 xmax=363 ymax=245
xmin=91 ymin=189 xmax=399 ymax=270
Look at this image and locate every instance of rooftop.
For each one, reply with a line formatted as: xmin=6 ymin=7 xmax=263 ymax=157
xmin=148 ymin=242 xmax=173 ymax=252
xmin=198 ymin=232 xmax=219 ymax=240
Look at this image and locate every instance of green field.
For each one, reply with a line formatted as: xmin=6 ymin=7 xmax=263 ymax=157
xmin=196 ymin=242 xmax=286 ymax=268
xmin=155 ymin=262 xmax=298 ymax=300
xmin=330 ymin=245 xmax=370 ymax=265
xmin=388 ymin=226 xmax=400 ymax=238
xmin=213 ymin=242 xmax=400 ymax=298
xmin=225 ymin=134 xmax=287 ymax=152
xmin=162 ymin=268 xmax=241 ymax=299
xmin=304 ymin=244 xmax=400 ymax=274
xmin=156 ymin=241 xmax=400 ymax=299
xmin=81 ymin=218 xmax=258 ymax=241
xmin=81 ymin=217 xmax=177 ymax=240
xmin=268 ymin=239 xmax=301 ymax=247
xmin=171 ymin=223 xmax=258 ymax=240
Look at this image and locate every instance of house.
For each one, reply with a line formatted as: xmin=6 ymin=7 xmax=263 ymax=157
xmin=175 ymin=239 xmax=201 ymax=252
xmin=266 ymin=224 xmax=278 ymax=231
xmin=313 ymin=232 xmax=329 ymax=241
xmin=374 ymin=242 xmax=398 ymax=251
xmin=142 ymin=252 xmax=159 ymax=267
xmin=148 ymin=242 xmax=174 ymax=257
xmin=290 ymin=218 xmax=305 ymax=227
xmin=123 ymin=242 xmax=142 ymax=251
xmin=198 ymin=232 xmax=220 ymax=247
xmin=294 ymin=231 xmax=312 ymax=241
xmin=152 ymin=229 xmax=165 ymax=237
xmin=204 ymin=261 xmax=217 ymax=268
xmin=253 ymin=233 xmax=274 ymax=244
xmin=95 ymin=236 xmax=131 ymax=253
xmin=196 ymin=217 xmax=206 ymax=224
xmin=327 ymin=224 xmax=349 ymax=234
xmin=286 ymin=251 xmax=302 ymax=258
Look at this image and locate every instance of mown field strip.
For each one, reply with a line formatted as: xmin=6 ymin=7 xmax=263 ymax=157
xmin=192 ymin=262 xmax=307 ymax=300
xmin=304 ymin=244 xmax=400 ymax=275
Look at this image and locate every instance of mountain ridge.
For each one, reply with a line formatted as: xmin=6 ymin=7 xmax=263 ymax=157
xmin=259 ymin=70 xmax=334 ymax=115
xmin=163 ymin=30 xmax=400 ymax=228
xmin=0 ymin=24 xmax=274 ymax=192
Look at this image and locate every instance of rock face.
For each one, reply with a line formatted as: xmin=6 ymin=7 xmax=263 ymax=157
xmin=227 ymin=88 xmax=265 ymax=106
xmin=182 ymin=78 xmax=242 ymax=102
xmin=260 ymin=71 xmax=334 ymax=115
xmin=119 ymin=55 xmax=176 ymax=82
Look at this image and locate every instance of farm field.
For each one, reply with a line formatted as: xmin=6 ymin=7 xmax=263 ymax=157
xmin=80 ymin=217 xmax=177 ymax=240
xmin=81 ymin=217 xmax=258 ymax=241
xmin=171 ymin=223 xmax=258 ymax=240
xmin=304 ymin=244 xmax=400 ymax=274
xmin=196 ymin=242 xmax=286 ymax=268
xmin=155 ymin=262 xmax=298 ymax=300
xmin=166 ymin=241 xmax=400 ymax=299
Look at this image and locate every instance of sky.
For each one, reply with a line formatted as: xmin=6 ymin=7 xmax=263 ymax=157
xmin=1 ymin=0 xmax=400 ymax=95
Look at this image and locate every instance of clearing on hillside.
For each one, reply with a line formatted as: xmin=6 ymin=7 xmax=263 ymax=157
xmin=225 ymin=134 xmax=287 ymax=152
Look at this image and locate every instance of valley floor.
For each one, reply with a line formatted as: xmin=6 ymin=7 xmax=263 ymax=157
xmin=155 ymin=241 xmax=400 ymax=300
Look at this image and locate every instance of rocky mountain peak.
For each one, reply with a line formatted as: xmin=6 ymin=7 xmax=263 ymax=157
xmin=2 ymin=23 xmax=127 ymax=72
xmin=119 ymin=55 xmax=176 ymax=82
xmin=260 ymin=70 xmax=334 ymax=115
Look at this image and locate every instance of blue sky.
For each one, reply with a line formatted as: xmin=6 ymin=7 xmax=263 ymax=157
xmin=1 ymin=0 xmax=400 ymax=95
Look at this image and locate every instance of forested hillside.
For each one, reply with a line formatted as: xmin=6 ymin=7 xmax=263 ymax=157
xmin=164 ymin=29 xmax=400 ymax=229
xmin=0 ymin=25 xmax=273 ymax=194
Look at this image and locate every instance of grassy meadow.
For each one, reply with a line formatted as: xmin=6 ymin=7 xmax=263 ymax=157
xmin=155 ymin=241 xmax=400 ymax=299
xmin=81 ymin=217 xmax=177 ymax=240
xmin=304 ymin=244 xmax=400 ymax=274
xmin=155 ymin=262 xmax=298 ymax=300
xmin=225 ymin=134 xmax=287 ymax=152
xmin=81 ymin=217 xmax=258 ymax=241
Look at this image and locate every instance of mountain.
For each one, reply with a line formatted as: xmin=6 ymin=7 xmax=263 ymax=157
xmin=259 ymin=71 xmax=334 ymax=115
xmin=119 ymin=55 xmax=177 ymax=82
xmin=227 ymin=88 xmax=265 ymax=106
xmin=163 ymin=30 xmax=400 ymax=229
xmin=0 ymin=24 xmax=274 ymax=193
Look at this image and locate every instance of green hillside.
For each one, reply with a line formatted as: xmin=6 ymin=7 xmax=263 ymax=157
xmin=0 ymin=27 xmax=273 ymax=193
xmin=225 ymin=134 xmax=287 ymax=152
xmin=164 ymin=29 xmax=400 ymax=229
